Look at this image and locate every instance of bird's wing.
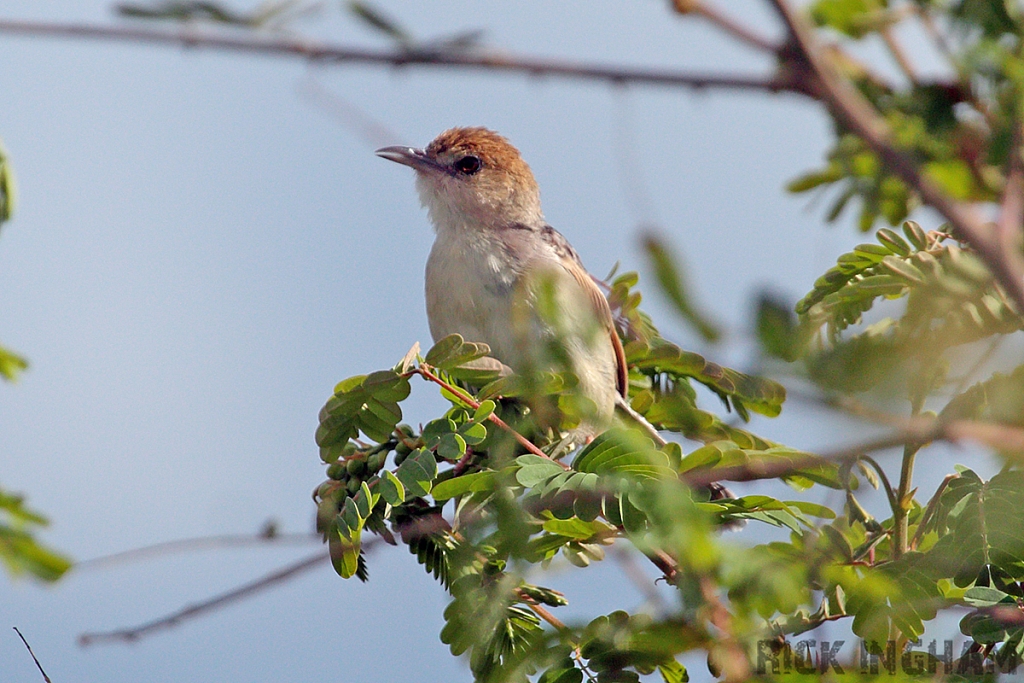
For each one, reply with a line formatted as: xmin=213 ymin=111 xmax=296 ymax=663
xmin=539 ymin=226 xmax=628 ymax=398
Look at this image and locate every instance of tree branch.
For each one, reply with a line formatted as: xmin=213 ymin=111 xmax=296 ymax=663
xmin=681 ymin=416 xmax=1024 ymax=489
xmin=13 ymin=628 xmax=52 ymax=683
xmin=77 ymin=548 xmax=333 ymax=646
xmin=0 ymin=19 xmax=804 ymax=94
xmin=765 ymin=0 xmax=1024 ymax=313
xmin=73 ymin=531 xmax=318 ymax=572
xmin=671 ymin=1 xmax=781 ymax=54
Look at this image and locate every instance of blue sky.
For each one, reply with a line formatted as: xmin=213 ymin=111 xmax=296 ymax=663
xmin=0 ymin=2 xmax=988 ymax=681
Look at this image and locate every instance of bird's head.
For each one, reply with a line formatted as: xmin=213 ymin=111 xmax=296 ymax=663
xmin=376 ymin=127 xmax=543 ymax=232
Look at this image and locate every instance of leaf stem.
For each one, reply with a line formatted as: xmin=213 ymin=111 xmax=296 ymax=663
xmin=892 ymin=442 xmax=919 ymax=559
xmin=910 ymin=473 xmax=958 ymax=550
xmin=413 ymin=365 xmax=562 ymax=465
xmin=861 ymin=455 xmax=899 ymax=518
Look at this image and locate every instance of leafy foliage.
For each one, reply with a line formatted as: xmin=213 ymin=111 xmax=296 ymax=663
xmin=794 ymin=0 xmax=1022 ymax=231
xmin=0 ymin=487 xmax=71 ymax=582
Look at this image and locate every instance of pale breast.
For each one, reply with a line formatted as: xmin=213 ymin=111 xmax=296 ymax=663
xmin=424 ymin=229 xmax=524 ymax=365
xmin=424 ymin=226 xmax=619 ymax=430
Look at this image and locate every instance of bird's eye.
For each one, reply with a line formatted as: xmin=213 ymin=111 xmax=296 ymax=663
xmin=454 ymin=155 xmax=482 ymax=175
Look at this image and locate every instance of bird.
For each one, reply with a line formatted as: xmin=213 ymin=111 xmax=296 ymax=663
xmin=375 ymin=127 xmax=626 ymax=441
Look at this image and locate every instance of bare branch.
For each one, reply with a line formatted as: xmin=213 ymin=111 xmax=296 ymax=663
xmin=881 ymin=34 xmax=917 ymax=86
xmin=681 ymin=416 xmax=1024 ymax=488
xmin=78 ymin=548 xmax=334 ymax=646
xmin=13 ymin=628 xmax=52 ymax=683
xmin=672 ymin=1 xmax=781 ymax=54
xmin=74 ymin=531 xmax=318 ymax=572
xmin=998 ymin=121 xmax=1024 ymax=266
xmin=0 ymin=19 xmax=802 ymax=94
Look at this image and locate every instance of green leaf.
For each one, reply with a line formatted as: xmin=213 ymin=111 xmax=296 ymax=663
xmin=963 ymin=586 xmax=1014 ymax=608
xmin=658 ymin=661 xmax=689 ymax=683
xmin=473 ymin=400 xmax=496 ymax=422
xmin=926 ymin=470 xmax=1024 ymax=585
xmin=437 ymin=432 xmax=467 ymax=460
xmin=924 ymin=159 xmax=977 ymax=200
xmin=902 ymin=220 xmax=928 ymax=250
xmin=875 ymin=227 xmax=911 ymax=256
xmin=755 ymin=294 xmax=801 ymax=361
xmin=0 ymin=138 xmax=16 ymax=226
xmin=878 ymin=254 xmax=925 ymax=284
xmin=811 ymin=0 xmax=881 ymax=38
xmin=395 ymin=448 xmax=437 ymax=498
xmin=541 ymin=664 xmax=584 ymax=683
xmin=941 ymin=363 xmax=1024 ymax=428
xmin=348 ymin=1 xmax=412 ymax=46
xmin=785 ymin=500 xmax=837 ymax=519
xmin=0 ymin=345 xmax=28 ymax=382
xmin=542 ymin=516 xmax=612 ymax=540
xmin=0 ymin=488 xmax=71 ymax=582
xmin=328 ymin=526 xmax=363 ymax=579
xmin=431 ymin=471 xmax=495 ymax=501
xmin=515 ymin=455 xmax=565 ymax=488
xmin=338 ymin=496 xmax=363 ymax=537
xmin=628 ymin=339 xmax=785 ymax=418
xmin=573 ymin=429 xmax=674 ymax=480
xmin=424 ymin=334 xmax=491 ymax=370
xmin=458 ymin=421 xmax=487 ymax=445
xmin=379 ymin=469 xmax=406 ymax=505
xmin=317 ymin=370 xmax=410 ymax=446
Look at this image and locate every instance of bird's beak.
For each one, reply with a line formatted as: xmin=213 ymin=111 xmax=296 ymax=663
xmin=375 ymin=146 xmax=443 ymax=174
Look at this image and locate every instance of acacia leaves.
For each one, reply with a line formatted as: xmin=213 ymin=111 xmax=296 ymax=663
xmin=316 ymin=370 xmax=410 ymax=447
xmin=312 ymin=244 xmax=1024 ymax=681
xmin=626 ymin=337 xmax=786 ymax=421
xmin=781 ymin=222 xmax=1023 ymax=400
xmin=927 ymin=469 xmax=1024 ymax=586
xmin=795 ymin=0 xmax=1016 ymax=232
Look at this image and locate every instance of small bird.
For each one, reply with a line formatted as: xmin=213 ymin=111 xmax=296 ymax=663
xmin=376 ymin=127 xmax=625 ymax=439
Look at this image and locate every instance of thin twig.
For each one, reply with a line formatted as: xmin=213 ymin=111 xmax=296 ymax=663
xmin=998 ymin=120 xmax=1024 ymax=267
xmin=892 ymin=441 xmax=920 ymax=559
xmin=523 ymin=601 xmax=570 ymax=632
xmin=78 ymin=548 xmax=334 ymax=646
xmin=295 ymin=75 xmax=401 ymax=148
xmin=0 ymin=19 xmax=804 ymax=94
xmin=950 ymin=336 xmax=1005 ymax=396
xmin=879 ymin=28 xmax=919 ymax=87
xmin=74 ymin=532 xmax=318 ymax=571
xmin=13 ymin=628 xmax=52 ymax=683
xmin=860 ymin=455 xmax=899 ymax=513
xmin=910 ymin=473 xmax=958 ymax=550
xmin=681 ymin=416 xmax=1024 ymax=488
xmin=612 ymin=546 xmax=670 ymax=614
xmin=672 ymin=0 xmax=780 ymax=54
xmin=698 ymin=575 xmax=751 ymax=682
